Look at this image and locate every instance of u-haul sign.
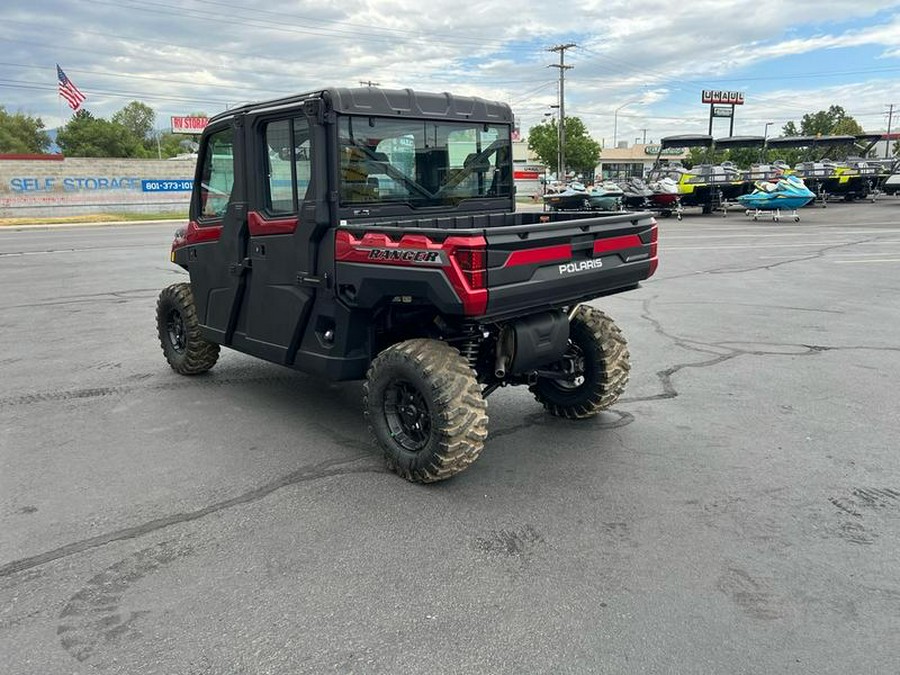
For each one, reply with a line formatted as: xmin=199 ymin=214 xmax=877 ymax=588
xmin=701 ymin=90 xmax=745 ymax=105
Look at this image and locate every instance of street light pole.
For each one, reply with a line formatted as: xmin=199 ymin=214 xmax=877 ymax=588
xmin=762 ymin=122 xmax=774 ymax=163
xmin=613 ymin=100 xmax=639 ymax=148
xmin=549 ymin=43 xmax=575 ymax=180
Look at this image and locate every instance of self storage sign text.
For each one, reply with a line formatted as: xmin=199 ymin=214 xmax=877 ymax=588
xmin=9 ymin=177 xmax=143 ymax=192
xmin=8 ymin=177 xmax=194 ymax=192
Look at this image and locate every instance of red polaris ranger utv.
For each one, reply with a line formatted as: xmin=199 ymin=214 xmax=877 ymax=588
xmin=157 ymin=87 xmax=658 ymax=482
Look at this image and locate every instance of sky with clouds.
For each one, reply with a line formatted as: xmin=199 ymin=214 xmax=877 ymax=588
xmin=2 ymin=0 xmax=900 ymax=146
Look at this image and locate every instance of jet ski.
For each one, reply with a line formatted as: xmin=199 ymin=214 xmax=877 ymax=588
xmin=617 ymin=177 xmax=655 ymax=209
xmin=542 ymin=181 xmax=591 ymax=211
xmin=543 ymin=181 xmax=625 ymax=211
xmin=882 ymin=159 xmax=900 ymax=195
xmin=587 ymin=181 xmax=624 ymax=211
xmin=737 ymin=175 xmax=815 ymax=221
xmin=646 ymin=175 xmax=681 ymax=218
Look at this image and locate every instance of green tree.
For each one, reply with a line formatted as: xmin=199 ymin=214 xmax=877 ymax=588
xmin=527 ymin=117 xmax=602 ymax=176
xmin=155 ymin=132 xmax=199 ymax=158
xmin=57 ymin=110 xmax=143 ymax=157
xmin=781 ymin=121 xmax=799 ymax=137
xmin=111 ymin=101 xmax=156 ymax=143
xmin=726 ymin=147 xmax=762 ymax=169
xmin=685 ymin=147 xmax=722 ymax=168
xmin=797 ymin=105 xmax=858 ymax=136
xmin=0 ymin=107 xmax=51 ymax=153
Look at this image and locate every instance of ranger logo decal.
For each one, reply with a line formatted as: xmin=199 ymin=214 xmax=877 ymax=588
xmin=365 ymin=248 xmax=446 ymax=265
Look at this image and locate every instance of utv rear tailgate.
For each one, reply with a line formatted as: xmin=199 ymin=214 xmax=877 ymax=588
xmin=483 ymin=212 xmax=657 ymax=318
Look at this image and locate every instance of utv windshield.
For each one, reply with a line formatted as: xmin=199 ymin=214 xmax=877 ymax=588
xmin=337 ymin=116 xmax=512 ymax=207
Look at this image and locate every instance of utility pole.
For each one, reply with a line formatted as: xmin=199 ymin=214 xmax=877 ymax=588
xmin=549 ymin=43 xmax=575 ymax=180
xmin=886 ymin=104 xmax=895 ymax=158
xmin=359 ymin=80 xmax=381 ymax=87
xmin=641 ymin=128 xmax=648 ymax=144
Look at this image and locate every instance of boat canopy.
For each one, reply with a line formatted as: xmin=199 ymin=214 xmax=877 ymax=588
xmin=766 ymin=135 xmax=857 ymax=149
xmin=714 ymin=136 xmax=766 ymax=149
xmin=660 ymin=134 xmax=714 ymax=149
xmin=854 ymin=133 xmax=883 ymax=154
xmin=855 ymin=133 xmax=883 ymax=145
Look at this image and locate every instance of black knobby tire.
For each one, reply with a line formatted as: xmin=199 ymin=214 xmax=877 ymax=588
xmin=530 ymin=306 xmax=630 ymax=419
xmin=364 ymin=339 xmax=488 ymax=483
xmin=156 ymin=282 xmax=220 ymax=375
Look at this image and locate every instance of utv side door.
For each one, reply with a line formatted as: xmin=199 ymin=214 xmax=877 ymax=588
xmin=232 ymin=114 xmax=318 ymax=364
xmin=188 ymin=119 xmax=250 ymax=346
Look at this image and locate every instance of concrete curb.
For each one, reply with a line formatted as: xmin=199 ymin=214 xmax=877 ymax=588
xmin=0 ymin=219 xmax=185 ymax=231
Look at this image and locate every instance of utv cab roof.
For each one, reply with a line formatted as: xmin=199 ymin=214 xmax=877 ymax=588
xmin=207 ymin=86 xmax=514 ymax=126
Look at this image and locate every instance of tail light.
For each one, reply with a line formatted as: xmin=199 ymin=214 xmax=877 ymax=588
xmin=453 ymin=247 xmax=487 ymax=289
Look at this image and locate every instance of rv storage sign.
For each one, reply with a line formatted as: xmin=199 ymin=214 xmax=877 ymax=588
xmin=701 ymin=90 xmax=745 ymax=105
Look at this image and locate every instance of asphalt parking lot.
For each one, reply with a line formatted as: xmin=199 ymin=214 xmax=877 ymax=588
xmin=1 ymin=200 xmax=899 ymax=674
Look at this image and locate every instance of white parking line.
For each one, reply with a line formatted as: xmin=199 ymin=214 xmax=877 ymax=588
xmin=833 ymin=259 xmax=900 ymax=264
xmin=665 ymin=242 xmax=852 ymax=250
xmin=663 ymin=230 xmax=900 ymax=239
xmin=666 ymin=240 xmax=900 ymax=251
xmin=758 ymin=252 xmax=900 ymax=258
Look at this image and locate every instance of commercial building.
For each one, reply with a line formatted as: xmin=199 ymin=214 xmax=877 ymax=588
xmin=596 ymin=143 xmax=689 ymax=180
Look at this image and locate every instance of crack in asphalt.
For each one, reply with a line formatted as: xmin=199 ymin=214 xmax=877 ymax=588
xmin=655 ymin=301 xmax=846 ymax=315
xmin=621 ymin=297 xmax=898 ymax=404
xmin=0 ymin=455 xmax=385 ymax=579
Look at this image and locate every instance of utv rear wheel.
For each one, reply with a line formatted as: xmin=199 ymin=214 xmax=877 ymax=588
xmin=156 ymin=282 xmax=219 ymax=375
xmin=364 ymin=339 xmax=488 ymax=483
xmin=530 ymin=306 xmax=630 ymax=419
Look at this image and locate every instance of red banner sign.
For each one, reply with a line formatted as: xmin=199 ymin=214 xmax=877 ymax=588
xmin=170 ymin=116 xmax=209 ymax=134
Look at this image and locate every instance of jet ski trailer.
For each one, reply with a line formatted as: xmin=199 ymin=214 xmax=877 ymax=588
xmin=648 ymin=135 xmax=716 ymax=216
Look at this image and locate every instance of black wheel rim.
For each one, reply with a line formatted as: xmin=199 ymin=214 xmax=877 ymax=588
xmin=383 ymin=380 xmax=432 ymax=452
xmin=166 ymin=309 xmax=186 ymax=354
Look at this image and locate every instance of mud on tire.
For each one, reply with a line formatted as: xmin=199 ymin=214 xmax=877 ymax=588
xmin=156 ymin=282 xmax=220 ymax=375
xmin=364 ymin=339 xmax=488 ymax=483
xmin=530 ymin=306 xmax=630 ymax=419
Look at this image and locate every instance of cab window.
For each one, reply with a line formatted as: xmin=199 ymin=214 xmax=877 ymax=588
xmin=264 ymin=118 xmax=312 ymax=214
xmin=198 ymin=127 xmax=235 ymax=220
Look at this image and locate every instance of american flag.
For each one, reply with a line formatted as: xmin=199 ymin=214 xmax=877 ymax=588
xmin=57 ymin=65 xmax=85 ymax=111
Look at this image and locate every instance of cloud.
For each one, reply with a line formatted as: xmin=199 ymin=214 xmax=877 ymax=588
xmin=1 ymin=0 xmax=899 ymax=145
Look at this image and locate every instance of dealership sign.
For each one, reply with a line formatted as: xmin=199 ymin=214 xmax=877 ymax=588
xmin=712 ymin=106 xmax=733 ymax=118
xmin=171 ymin=116 xmax=209 ymax=134
xmin=701 ymin=90 xmax=745 ymax=105
xmin=644 ymin=146 xmax=685 ymax=155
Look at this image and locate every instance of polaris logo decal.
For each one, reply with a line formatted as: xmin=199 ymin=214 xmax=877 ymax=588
xmin=364 ymin=248 xmax=446 ymax=265
xmin=559 ymin=258 xmax=603 ymax=275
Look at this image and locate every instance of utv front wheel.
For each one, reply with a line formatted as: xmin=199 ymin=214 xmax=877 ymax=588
xmin=364 ymin=339 xmax=488 ymax=483
xmin=530 ymin=306 xmax=630 ymax=419
xmin=156 ymin=282 xmax=220 ymax=375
